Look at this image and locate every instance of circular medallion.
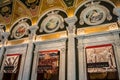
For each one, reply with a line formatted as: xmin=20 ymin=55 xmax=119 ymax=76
xmin=41 ymin=14 xmax=63 ymax=33
xmin=12 ymin=23 xmax=28 ymax=39
xmin=80 ymin=5 xmax=107 ymax=25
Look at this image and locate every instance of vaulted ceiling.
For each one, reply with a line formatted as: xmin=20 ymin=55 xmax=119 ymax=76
xmin=0 ymin=0 xmax=120 ymax=32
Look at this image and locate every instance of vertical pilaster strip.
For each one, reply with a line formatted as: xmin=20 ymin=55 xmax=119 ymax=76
xmin=65 ymin=16 xmax=77 ymax=80
xmin=112 ymin=32 xmax=120 ymax=79
xmin=59 ymin=48 xmax=66 ymax=80
xmin=22 ymin=26 xmax=38 ymax=80
xmin=0 ymin=32 xmax=9 ymax=80
xmin=77 ymin=36 xmax=87 ymax=80
xmin=31 ymin=50 xmax=38 ymax=80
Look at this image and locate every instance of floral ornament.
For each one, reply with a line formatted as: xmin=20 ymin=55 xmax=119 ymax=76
xmin=40 ymin=11 xmax=64 ymax=33
xmin=11 ymin=19 xmax=29 ymax=39
xmin=80 ymin=2 xmax=112 ymax=25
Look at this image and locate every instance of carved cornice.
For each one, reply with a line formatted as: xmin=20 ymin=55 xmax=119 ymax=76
xmin=34 ymin=38 xmax=67 ymax=53
xmin=5 ymin=44 xmax=27 ymax=54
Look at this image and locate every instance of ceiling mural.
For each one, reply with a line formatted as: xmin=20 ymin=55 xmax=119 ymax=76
xmin=0 ymin=0 xmax=119 ymax=34
xmin=19 ymin=0 xmax=40 ymax=17
xmin=12 ymin=1 xmax=31 ymax=24
xmin=0 ymin=0 xmax=13 ymax=24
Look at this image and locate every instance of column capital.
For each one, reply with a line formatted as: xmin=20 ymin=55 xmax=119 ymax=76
xmin=28 ymin=25 xmax=38 ymax=40
xmin=113 ymin=8 xmax=120 ymax=25
xmin=1 ymin=32 xmax=9 ymax=45
xmin=65 ymin=16 xmax=77 ymax=34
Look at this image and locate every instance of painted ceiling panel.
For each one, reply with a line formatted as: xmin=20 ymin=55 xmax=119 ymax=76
xmin=0 ymin=1 xmax=13 ymax=24
xmin=11 ymin=1 xmax=31 ymax=24
xmin=19 ymin=0 xmax=40 ymax=17
xmin=39 ymin=0 xmax=65 ymax=17
xmin=0 ymin=0 xmax=120 ymax=31
xmin=0 ymin=0 xmax=11 ymax=4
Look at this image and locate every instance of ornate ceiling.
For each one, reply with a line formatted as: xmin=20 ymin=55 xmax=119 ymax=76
xmin=0 ymin=0 xmax=119 ymax=31
xmin=0 ymin=0 xmax=119 ymax=44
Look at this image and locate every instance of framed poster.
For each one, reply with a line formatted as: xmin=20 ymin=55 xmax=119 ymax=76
xmin=3 ymin=54 xmax=21 ymax=73
xmin=85 ymin=44 xmax=118 ymax=80
xmin=37 ymin=50 xmax=60 ymax=80
xmin=3 ymin=54 xmax=21 ymax=80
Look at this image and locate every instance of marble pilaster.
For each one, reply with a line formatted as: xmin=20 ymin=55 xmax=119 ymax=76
xmin=65 ymin=16 xmax=77 ymax=80
xmin=22 ymin=25 xmax=38 ymax=80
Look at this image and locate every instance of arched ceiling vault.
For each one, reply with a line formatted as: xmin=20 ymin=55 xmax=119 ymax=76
xmin=0 ymin=0 xmax=120 ymax=32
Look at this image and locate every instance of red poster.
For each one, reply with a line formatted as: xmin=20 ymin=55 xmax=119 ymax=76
xmin=3 ymin=54 xmax=21 ymax=73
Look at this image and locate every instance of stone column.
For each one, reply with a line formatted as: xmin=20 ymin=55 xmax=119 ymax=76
xmin=0 ymin=32 xmax=9 ymax=66
xmin=0 ymin=32 xmax=9 ymax=80
xmin=77 ymin=37 xmax=87 ymax=80
xmin=59 ymin=48 xmax=66 ymax=80
xmin=22 ymin=26 xmax=38 ymax=80
xmin=112 ymin=32 xmax=120 ymax=79
xmin=65 ymin=16 xmax=77 ymax=80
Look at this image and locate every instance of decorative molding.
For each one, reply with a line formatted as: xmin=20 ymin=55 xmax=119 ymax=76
xmin=5 ymin=44 xmax=27 ymax=54
xmin=35 ymin=38 xmax=67 ymax=53
xmin=80 ymin=1 xmax=112 ymax=25
xmin=76 ymin=29 xmax=120 ymax=47
xmin=11 ymin=20 xmax=29 ymax=39
xmin=10 ymin=17 xmax=32 ymax=40
xmin=76 ymin=29 xmax=120 ymax=40
xmin=40 ymin=11 xmax=64 ymax=33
